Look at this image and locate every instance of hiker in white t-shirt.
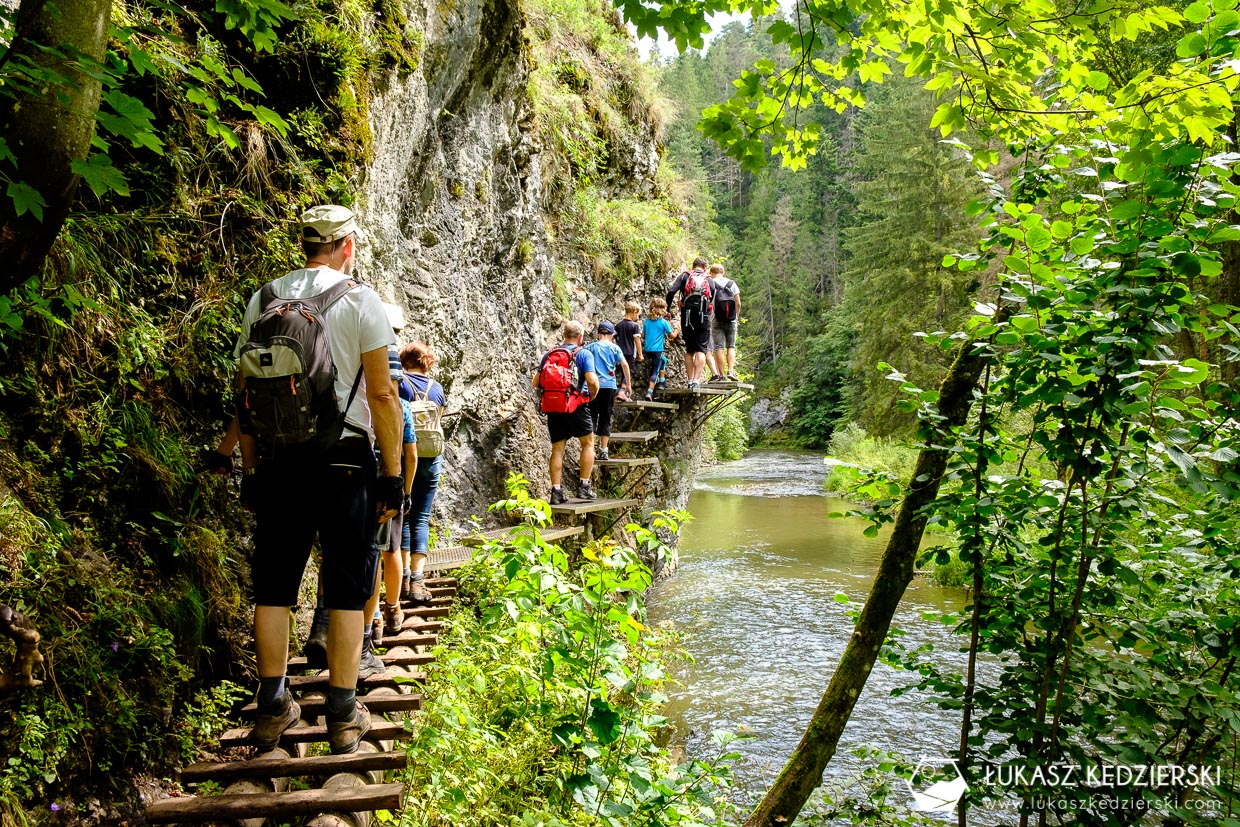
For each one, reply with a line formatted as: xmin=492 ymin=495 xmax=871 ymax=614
xmin=234 ymin=205 xmax=403 ymax=757
xmin=709 ymin=264 xmax=741 ymax=382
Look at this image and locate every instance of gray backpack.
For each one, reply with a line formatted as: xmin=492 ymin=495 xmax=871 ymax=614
xmin=237 ymin=280 xmax=363 ymax=452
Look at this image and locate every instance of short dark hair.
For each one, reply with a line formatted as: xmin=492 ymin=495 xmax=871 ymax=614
xmin=301 ymin=236 xmax=349 ymax=259
xmin=692 ymin=256 xmax=709 ymax=269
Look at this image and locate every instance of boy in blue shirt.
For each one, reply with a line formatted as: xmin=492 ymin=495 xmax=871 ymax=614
xmin=585 ymin=321 xmax=632 ymax=462
xmin=642 ymin=298 xmax=677 ymax=400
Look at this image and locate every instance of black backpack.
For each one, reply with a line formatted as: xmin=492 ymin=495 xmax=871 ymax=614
xmin=237 ymin=279 xmax=364 ymax=453
xmin=713 ymin=277 xmax=738 ymax=322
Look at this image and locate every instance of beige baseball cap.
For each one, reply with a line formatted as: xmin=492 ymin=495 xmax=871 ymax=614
xmin=301 ymin=204 xmax=360 ymax=243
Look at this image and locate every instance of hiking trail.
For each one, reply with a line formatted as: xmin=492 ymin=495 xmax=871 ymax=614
xmin=143 ymin=381 xmax=750 ymax=825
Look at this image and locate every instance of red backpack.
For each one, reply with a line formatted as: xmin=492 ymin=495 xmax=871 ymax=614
xmin=538 ymin=346 xmax=586 ymax=413
xmin=682 ymin=269 xmax=713 ymax=328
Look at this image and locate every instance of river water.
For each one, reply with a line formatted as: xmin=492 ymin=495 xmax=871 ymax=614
xmin=645 ymin=450 xmax=968 ymax=807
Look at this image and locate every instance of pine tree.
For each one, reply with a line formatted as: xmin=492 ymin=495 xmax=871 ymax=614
xmin=841 ymin=73 xmax=984 ymax=435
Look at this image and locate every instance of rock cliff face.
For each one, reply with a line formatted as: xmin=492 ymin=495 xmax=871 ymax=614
xmin=357 ymin=0 xmax=703 ymax=533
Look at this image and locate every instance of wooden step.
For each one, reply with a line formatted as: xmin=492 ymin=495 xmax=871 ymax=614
xmin=657 ymin=386 xmax=731 ymax=396
xmin=549 ymin=497 xmax=641 ymax=516
xmin=425 ymin=544 xmax=473 ymax=571
xmin=378 ymin=631 xmax=438 ymax=648
xmin=595 ymin=457 xmax=659 ymax=469
xmin=703 ymin=380 xmax=754 ymax=390
xmin=182 ymin=749 xmax=408 ymax=783
xmin=397 ymin=603 xmax=452 ymax=619
xmin=146 ymin=781 xmax=403 ymax=823
xmin=219 ymin=719 xmax=412 ymax=749
xmin=240 ymin=693 xmax=424 ymax=719
xmin=540 ymin=525 xmax=585 ymax=543
xmin=390 ymin=621 xmax=443 ymax=637
xmin=283 ymin=670 xmax=426 ymax=694
xmin=288 ymin=647 xmax=435 ymax=673
xmin=616 ymin=398 xmax=678 ymax=410
xmin=461 ymin=524 xmax=586 ymax=547
xmin=607 ymin=431 xmax=658 ymax=444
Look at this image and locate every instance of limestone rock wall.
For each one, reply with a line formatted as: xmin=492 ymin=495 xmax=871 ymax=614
xmin=356 ymin=0 xmax=703 ymax=534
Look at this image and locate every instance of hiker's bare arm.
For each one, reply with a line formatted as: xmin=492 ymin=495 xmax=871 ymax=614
xmin=364 ymin=346 xmax=401 ymax=480
xmin=585 ymin=370 xmax=600 ymax=398
xmin=532 ymin=371 xmax=541 ymax=389
xmin=217 ymin=416 xmax=240 ymax=457
xmin=635 ymin=334 xmax=643 ymax=356
xmin=236 ymin=375 xmax=260 ymax=469
xmin=402 ymin=442 xmax=417 ymax=495
xmin=735 ymin=295 xmax=741 ymax=317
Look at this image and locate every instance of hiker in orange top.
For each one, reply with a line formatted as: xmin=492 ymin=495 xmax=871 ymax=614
xmin=533 ymin=320 xmax=600 ymax=504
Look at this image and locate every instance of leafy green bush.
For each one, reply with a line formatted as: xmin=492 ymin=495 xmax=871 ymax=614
xmin=823 ymin=423 xmax=916 ymax=495
xmin=401 ymin=474 xmax=737 ymax=827
xmin=702 ymin=404 xmax=747 ymax=462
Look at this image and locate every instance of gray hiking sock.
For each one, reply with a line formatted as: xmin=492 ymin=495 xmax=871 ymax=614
xmin=325 ymin=686 xmax=357 ymax=722
xmin=258 ymin=676 xmax=287 ymax=710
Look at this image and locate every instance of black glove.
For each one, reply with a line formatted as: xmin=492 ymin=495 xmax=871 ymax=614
xmin=402 ymin=494 xmax=412 ymax=515
xmin=240 ymin=471 xmax=260 ymax=512
xmin=201 ymin=448 xmax=234 ymax=475
xmin=375 ymin=475 xmax=403 ymax=518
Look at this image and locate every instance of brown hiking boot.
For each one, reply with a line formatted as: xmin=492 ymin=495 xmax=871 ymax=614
xmin=370 ymin=614 xmax=383 ymax=648
xmin=250 ymin=692 xmax=300 ymax=751
xmin=358 ymin=634 xmax=386 ymax=681
xmin=382 ymin=601 xmax=404 ymax=638
xmin=327 ymin=699 xmax=372 ymax=755
xmin=407 ymin=573 xmax=432 ymax=605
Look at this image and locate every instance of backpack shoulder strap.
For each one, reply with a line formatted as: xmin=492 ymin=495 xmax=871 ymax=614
xmin=258 ymin=282 xmax=281 ymax=311
xmin=300 ymin=279 xmax=359 ymax=314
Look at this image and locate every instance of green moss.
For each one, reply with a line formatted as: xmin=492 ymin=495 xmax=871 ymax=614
xmin=552 ymin=265 xmax=571 ymax=317
xmin=0 ymin=0 xmax=406 ymax=807
xmin=448 ymin=179 xmax=465 ymax=198
xmin=515 ymin=237 xmax=534 ymax=266
xmin=522 ymin=0 xmax=690 ymax=278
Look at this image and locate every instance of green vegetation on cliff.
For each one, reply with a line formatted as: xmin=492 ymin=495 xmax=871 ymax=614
xmin=524 ymin=0 xmax=703 ymax=282
xmin=0 ymin=0 xmax=700 ymax=818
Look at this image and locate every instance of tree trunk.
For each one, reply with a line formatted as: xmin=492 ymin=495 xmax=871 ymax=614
xmin=742 ymin=327 xmax=1002 ymax=827
xmin=0 ymin=0 xmax=112 ymax=292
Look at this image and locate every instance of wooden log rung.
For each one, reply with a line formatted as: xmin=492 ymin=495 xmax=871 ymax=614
xmin=239 ymin=693 xmax=424 ymax=719
xmin=396 ymin=604 xmax=452 ymax=619
xmin=284 ymin=670 xmax=426 ymax=692
xmin=219 ymin=719 xmax=411 ymax=749
xmin=145 ymin=782 xmax=403 ymax=823
xmin=182 ymin=750 xmax=408 ymax=783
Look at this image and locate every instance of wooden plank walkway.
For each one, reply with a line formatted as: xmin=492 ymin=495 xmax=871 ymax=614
xmin=147 ymin=363 xmax=737 ymax=825
xmin=595 ymin=456 xmax=659 ymax=468
xmin=146 ymin=783 xmax=404 ymax=823
xmin=549 ymin=497 xmax=641 ymax=516
xmin=182 ymin=751 xmax=409 ymax=783
xmin=607 ymin=431 xmax=658 ymax=444
xmin=148 ymin=565 xmax=457 ymax=824
xmin=616 ymin=398 xmax=678 ymax=410
xmin=461 ymin=524 xmax=585 ymax=547
xmin=658 ymin=386 xmax=731 ymax=397
xmin=219 ymin=719 xmax=413 ymax=749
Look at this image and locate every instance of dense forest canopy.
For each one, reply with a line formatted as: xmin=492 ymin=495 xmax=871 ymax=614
xmin=638 ymin=0 xmax=1240 ymax=825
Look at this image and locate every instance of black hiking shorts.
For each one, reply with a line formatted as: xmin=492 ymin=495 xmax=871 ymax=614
xmin=250 ymin=438 xmax=380 ymax=612
xmin=683 ymin=318 xmax=711 ymax=354
xmin=589 ymin=388 xmax=617 ymax=437
xmin=547 ymin=405 xmax=594 ymax=444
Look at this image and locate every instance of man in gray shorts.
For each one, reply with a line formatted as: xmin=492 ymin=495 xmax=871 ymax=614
xmin=709 ymin=264 xmax=741 ymax=381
